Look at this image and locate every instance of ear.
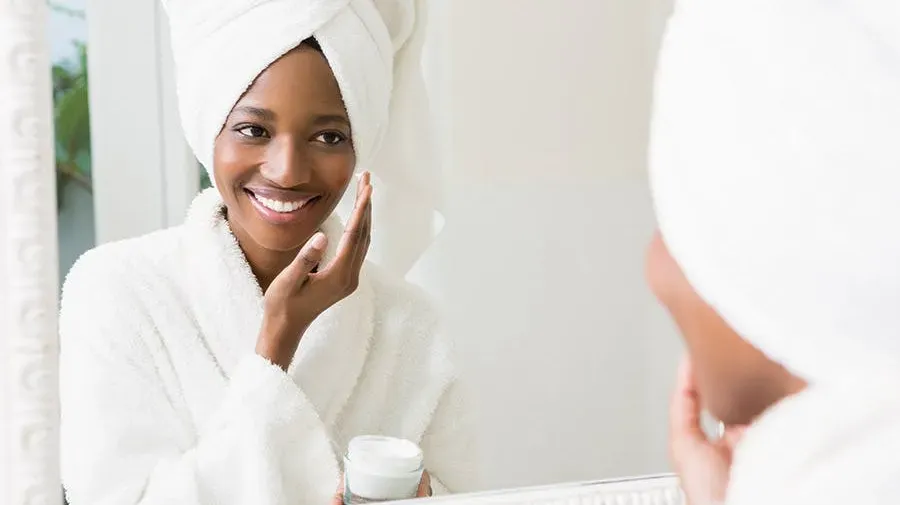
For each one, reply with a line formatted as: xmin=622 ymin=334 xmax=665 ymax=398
xmin=373 ymin=0 xmax=416 ymax=52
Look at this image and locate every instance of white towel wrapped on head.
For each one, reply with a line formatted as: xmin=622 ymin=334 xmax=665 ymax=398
xmin=163 ymin=0 xmax=441 ymax=277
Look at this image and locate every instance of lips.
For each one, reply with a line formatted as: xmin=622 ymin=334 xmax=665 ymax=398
xmin=243 ymin=186 xmax=321 ymax=224
xmin=244 ymin=185 xmax=319 ymax=202
xmin=251 ymin=192 xmax=307 ymax=213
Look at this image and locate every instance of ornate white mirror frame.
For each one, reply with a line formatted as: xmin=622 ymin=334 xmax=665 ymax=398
xmin=0 ymin=2 xmax=681 ymax=504
xmin=0 ymin=1 xmax=63 ymax=504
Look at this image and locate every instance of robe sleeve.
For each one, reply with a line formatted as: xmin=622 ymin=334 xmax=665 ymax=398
xmin=419 ymin=377 xmax=481 ymax=495
xmin=59 ymin=253 xmax=338 ymax=505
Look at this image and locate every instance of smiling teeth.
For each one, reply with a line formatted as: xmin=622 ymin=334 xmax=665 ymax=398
xmin=255 ymin=195 xmax=305 ymax=213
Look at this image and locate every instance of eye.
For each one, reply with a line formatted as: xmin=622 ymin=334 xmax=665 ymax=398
xmin=236 ymin=125 xmax=269 ymax=139
xmin=314 ymin=131 xmax=348 ymax=146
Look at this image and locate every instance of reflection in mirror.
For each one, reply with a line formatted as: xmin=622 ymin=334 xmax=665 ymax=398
xmin=57 ymin=0 xmax=480 ymax=502
xmin=2 ymin=0 xmax=687 ymax=504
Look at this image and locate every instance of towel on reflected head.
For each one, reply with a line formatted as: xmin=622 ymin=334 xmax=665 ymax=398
xmin=164 ymin=0 xmax=443 ymax=277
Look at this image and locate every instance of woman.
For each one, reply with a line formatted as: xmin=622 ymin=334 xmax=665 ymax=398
xmin=58 ymin=1 xmax=476 ymax=504
xmin=646 ymin=1 xmax=900 ymax=504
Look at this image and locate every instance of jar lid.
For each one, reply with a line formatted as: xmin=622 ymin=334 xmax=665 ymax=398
xmin=347 ymin=435 xmax=424 ymax=475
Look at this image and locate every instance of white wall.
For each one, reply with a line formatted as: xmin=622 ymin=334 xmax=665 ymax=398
xmin=429 ymin=0 xmax=680 ymax=490
xmin=86 ymin=0 xmax=196 ymax=245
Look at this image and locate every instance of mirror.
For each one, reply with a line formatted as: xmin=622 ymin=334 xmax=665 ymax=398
xmin=1 ymin=0 xmax=687 ymax=503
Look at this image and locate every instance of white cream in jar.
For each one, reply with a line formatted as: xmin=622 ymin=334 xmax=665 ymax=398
xmin=343 ymin=435 xmax=424 ymax=504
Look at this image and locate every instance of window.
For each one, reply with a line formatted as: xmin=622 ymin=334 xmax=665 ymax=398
xmin=50 ymin=0 xmax=95 ymax=284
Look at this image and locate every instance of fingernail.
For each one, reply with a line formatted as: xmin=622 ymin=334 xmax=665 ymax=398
xmin=310 ymin=233 xmax=327 ymax=250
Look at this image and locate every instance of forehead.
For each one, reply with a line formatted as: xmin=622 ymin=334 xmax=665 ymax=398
xmin=239 ymin=47 xmax=345 ymax=110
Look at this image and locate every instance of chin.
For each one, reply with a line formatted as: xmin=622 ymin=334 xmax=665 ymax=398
xmin=248 ymin=224 xmax=318 ymax=253
xmin=704 ymin=378 xmax=781 ymax=426
xmin=708 ymin=400 xmax=754 ymax=427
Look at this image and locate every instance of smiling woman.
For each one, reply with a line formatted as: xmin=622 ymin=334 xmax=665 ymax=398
xmin=213 ymin=41 xmax=358 ymax=290
xmin=55 ymin=1 xmax=478 ymax=504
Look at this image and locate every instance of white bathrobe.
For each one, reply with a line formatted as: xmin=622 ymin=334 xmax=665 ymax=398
xmin=58 ymin=189 xmax=477 ymax=505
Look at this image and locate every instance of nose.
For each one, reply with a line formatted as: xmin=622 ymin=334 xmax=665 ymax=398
xmin=260 ymin=136 xmax=311 ymax=187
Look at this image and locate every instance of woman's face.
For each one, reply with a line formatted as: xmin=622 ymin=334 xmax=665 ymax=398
xmin=645 ymin=231 xmax=802 ymax=425
xmin=213 ymin=44 xmax=355 ymax=253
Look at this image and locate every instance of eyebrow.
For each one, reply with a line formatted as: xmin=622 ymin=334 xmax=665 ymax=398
xmin=230 ymin=106 xmax=350 ymax=129
xmin=232 ymin=105 xmax=276 ymax=121
xmin=313 ymin=114 xmax=351 ymax=128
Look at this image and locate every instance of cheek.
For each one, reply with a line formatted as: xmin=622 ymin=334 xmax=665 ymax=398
xmin=645 ymin=232 xmax=679 ymax=307
xmin=212 ymin=137 xmax=255 ymax=189
xmin=646 ymin=233 xmax=722 ymax=352
xmin=317 ymin=152 xmax=356 ymax=194
xmin=645 ymin=235 xmax=794 ymax=424
xmin=666 ymin=297 xmax=754 ymax=423
xmin=645 ymin=233 xmax=741 ymax=416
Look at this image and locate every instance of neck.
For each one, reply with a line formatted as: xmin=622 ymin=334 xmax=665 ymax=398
xmin=227 ymin=214 xmax=302 ymax=293
xmin=246 ymin=243 xmax=298 ymax=293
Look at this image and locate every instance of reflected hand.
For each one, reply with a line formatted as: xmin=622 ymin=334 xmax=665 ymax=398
xmin=257 ymin=172 xmax=373 ymax=370
xmin=670 ymin=356 xmax=747 ymax=505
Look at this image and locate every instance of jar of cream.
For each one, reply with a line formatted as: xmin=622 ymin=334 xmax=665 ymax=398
xmin=343 ymin=435 xmax=424 ymax=504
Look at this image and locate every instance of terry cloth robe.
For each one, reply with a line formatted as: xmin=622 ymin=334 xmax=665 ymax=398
xmin=59 ymin=188 xmax=478 ymax=505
